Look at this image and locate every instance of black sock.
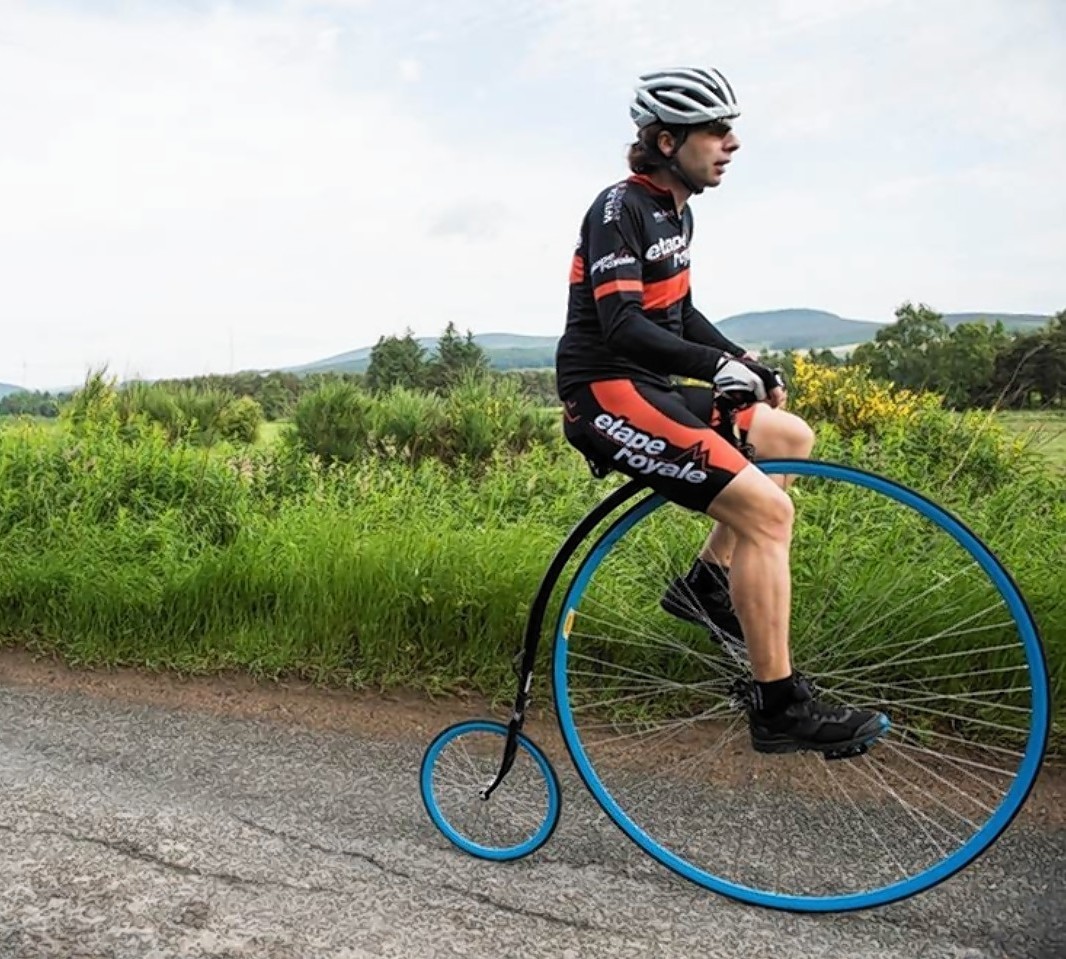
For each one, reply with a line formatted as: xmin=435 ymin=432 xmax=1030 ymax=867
xmin=686 ymin=559 xmax=729 ymax=593
xmin=753 ymin=674 xmax=797 ymax=716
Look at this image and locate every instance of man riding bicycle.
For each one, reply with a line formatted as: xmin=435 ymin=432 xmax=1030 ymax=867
xmin=555 ymin=67 xmax=889 ymax=756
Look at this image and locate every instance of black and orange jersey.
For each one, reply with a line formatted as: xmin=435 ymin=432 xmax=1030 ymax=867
xmin=555 ymin=174 xmax=744 ymax=399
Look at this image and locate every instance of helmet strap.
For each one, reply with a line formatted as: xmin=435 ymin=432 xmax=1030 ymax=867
xmin=658 ymin=127 xmax=704 ymax=196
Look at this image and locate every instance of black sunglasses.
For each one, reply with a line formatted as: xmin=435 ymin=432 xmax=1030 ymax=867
xmin=702 ymin=119 xmax=735 ymax=137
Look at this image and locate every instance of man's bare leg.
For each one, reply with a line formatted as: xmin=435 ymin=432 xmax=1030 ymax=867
xmin=700 ymin=405 xmax=815 ymax=569
xmin=704 ymin=465 xmax=794 ymax=681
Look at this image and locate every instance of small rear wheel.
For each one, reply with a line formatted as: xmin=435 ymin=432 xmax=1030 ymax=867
xmin=420 ymin=719 xmax=562 ymax=861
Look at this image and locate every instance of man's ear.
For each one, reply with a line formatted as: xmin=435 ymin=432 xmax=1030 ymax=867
xmin=657 ymin=130 xmax=676 ymax=158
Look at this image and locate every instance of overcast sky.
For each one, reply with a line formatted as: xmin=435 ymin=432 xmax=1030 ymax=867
xmin=1 ymin=0 xmax=1063 ymax=389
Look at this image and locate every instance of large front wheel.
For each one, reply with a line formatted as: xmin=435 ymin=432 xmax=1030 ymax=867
xmin=551 ymin=460 xmax=1049 ymax=912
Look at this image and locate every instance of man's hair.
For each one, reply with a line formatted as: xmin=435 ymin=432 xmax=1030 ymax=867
xmin=626 ymin=122 xmax=674 ymax=174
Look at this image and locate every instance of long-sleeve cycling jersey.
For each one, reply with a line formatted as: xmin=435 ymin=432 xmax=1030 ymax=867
xmin=555 ymin=174 xmax=744 ymax=400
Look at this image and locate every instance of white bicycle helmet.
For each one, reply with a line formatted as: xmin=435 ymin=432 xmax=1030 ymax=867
xmin=630 ymin=67 xmax=740 ymax=128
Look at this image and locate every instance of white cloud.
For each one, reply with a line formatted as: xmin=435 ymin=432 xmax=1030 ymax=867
xmin=0 ymin=1 xmax=598 ymax=387
xmin=0 ymin=0 xmax=1062 ymax=389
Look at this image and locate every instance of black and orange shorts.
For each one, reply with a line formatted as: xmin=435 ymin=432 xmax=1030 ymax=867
xmin=562 ymin=380 xmax=757 ymax=512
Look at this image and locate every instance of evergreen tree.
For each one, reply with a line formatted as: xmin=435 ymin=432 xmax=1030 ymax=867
xmin=426 ymin=322 xmax=490 ymax=391
xmin=365 ymin=329 xmax=428 ymax=392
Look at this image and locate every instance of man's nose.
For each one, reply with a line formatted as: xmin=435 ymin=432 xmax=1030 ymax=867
xmin=725 ymin=133 xmax=741 ymax=152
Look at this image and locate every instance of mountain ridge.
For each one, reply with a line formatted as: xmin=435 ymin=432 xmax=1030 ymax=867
xmin=9 ymin=309 xmax=1052 ymax=391
xmin=287 ymin=309 xmax=1050 ymax=375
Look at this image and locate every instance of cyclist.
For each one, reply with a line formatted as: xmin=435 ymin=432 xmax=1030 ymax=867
xmin=555 ymin=67 xmax=889 ymax=756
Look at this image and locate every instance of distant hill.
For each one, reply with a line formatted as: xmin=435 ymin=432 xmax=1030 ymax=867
xmin=0 ymin=383 xmax=25 ymax=398
xmin=717 ymin=309 xmax=1051 ymax=352
xmin=285 ymin=310 xmax=1054 ymax=376
xmin=716 ymin=309 xmax=888 ymax=350
xmin=941 ymin=312 xmax=1050 ymax=332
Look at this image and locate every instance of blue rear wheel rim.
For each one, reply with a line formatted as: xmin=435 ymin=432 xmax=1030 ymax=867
xmin=421 ymin=719 xmax=562 ymax=861
xmin=552 ymin=459 xmax=1049 ymax=912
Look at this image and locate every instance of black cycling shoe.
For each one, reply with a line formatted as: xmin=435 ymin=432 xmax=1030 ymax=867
xmin=660 ymin=574 xmax=745 ymax=650
xmin=748 ymin=676 xmax=890 ymax=757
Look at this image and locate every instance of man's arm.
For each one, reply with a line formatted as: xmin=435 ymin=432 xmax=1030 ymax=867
xmin=588 ymin=207 xmax=725 ymax=383
xmin=681 ymin=295 xmax=748 ymax=358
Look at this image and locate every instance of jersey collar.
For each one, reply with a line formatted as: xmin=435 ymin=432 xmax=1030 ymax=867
xmin=627 ymin=174 xmax=684 ymax=216
xmin=627 ymin=174 xmax=672 ymax=196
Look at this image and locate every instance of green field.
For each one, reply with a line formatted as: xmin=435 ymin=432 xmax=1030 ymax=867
xmin=256 ymin=411 xmax=1066 ymax=469
xmin=6 ymin=408 xmax=1066 ymax=469
xmin=997 ymin=410 xmax=1066 ymax=469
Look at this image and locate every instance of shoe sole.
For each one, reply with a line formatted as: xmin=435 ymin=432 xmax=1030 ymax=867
xmin=659 ymin=599 xmax=745 ymax=641
xmin=751 ymin=715 xmax=891 ymax=756
xmin=659 ymin=596 xmax=708 ymax=627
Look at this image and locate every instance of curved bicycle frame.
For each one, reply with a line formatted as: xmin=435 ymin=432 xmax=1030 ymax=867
xmin=480 ymin=476 xmax=649 ymax=798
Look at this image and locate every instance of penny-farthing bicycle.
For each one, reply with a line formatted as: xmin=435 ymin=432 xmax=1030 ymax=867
xmin=419 ymin=397 xmax=1050 ymax=913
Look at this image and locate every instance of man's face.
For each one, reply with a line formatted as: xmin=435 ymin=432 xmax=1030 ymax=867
xmin=674 ymin=122 xmax=741 ymax=189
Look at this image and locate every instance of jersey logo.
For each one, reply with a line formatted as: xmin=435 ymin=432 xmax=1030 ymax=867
xmin=645 ymin=235 xmax=689 ymax=261
xmin=590 ymin=252 xmax=637 ymax=275
xmin=602 ymin=183 xmax=627 ymax=224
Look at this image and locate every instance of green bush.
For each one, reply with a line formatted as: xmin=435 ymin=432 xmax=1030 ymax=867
xmin=369 ymin=387 xmax=449 ymax=463
xmin=288 ymin=374 xmax=557 ymax=467
xmin=443 ymin=373 xmax=557 ymax=463
xmin=64 ymin=373 xmax=262 ymax=447
xmin=218 ymin=396 xmax=263 ymax=445
xmin=289 ymin=380 xmax=374 ymax=464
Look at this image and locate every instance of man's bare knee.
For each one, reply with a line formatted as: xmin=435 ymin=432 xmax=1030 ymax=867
xmin=709 ymin=469 xmax=793 ymax=544
xmin=748 ymin=407 xmax=815 ymax=460
xmin=789 ymin=417 xmax=815 ymax=457
xmin=770 ymin=411 xmax=814 ymax=458
xmin=748 ymin=487 xmax=793 ymax=543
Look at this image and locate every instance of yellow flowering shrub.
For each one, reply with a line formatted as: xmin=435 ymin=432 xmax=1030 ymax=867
xmin=788 ymin=356 xmax=941 ymax=437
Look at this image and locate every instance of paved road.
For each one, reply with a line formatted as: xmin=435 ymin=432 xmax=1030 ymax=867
xmin=0 ymin=680 xmax=1063 ymax=959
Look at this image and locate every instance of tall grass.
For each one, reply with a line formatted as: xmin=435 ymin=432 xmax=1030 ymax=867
xmin=66 ymin=371 xmax=262 ymax=446
xmin=0 ymin=374 xmax=1062 ymax=743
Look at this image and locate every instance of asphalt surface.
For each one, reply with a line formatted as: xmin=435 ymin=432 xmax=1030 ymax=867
xmin=0 ymin=681 xmax=1063 ymax=959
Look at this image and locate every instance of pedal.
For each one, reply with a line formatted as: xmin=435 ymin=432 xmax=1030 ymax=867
xmin=728 ymin=677 xmax=753 ymax=711
xmin=824 ymin=741 xmax=871 ymax=761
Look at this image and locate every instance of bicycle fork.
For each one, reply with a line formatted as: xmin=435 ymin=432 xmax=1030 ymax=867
xmin=479 ymin=477 xmax=648 ymax=800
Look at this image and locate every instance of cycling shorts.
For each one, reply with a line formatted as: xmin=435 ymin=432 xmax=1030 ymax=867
xmin=562 ymin=380 xmax=757 ymax=513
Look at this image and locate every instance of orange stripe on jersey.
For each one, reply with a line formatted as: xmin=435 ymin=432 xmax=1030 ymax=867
xmin=589 ymin=380 xmax=750 ymax=474
xmin=642 ymin=270 xmax=690 ymax=310
xmin=593 ymin=279 xmax=644 ymax=301
xmin=735 ymin=404 xmax=757 ymax=431
xmin=569 ymin=254 xmax=584 ymax=284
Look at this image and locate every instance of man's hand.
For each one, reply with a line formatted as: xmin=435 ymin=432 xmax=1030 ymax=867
xmin=713 ymin=356 xmax=786 ymax=407
xmin=736 ymin=350 xmax=786 ymax=407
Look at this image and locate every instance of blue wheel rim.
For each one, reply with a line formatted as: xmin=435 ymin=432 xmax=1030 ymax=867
xmin=552 ymin=459 xmax=1049 ymax=912
xmin=420 ymin=719 xmax=561 ymax=861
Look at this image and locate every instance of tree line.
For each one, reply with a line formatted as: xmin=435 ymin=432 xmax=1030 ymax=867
xmin=850 ymin=303 xmax=1064 ymax=408
xmin=4 ymin=305 xmax=1062 ymax=420
xmin=754 ymin=303 xmax=1064 ymax=410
